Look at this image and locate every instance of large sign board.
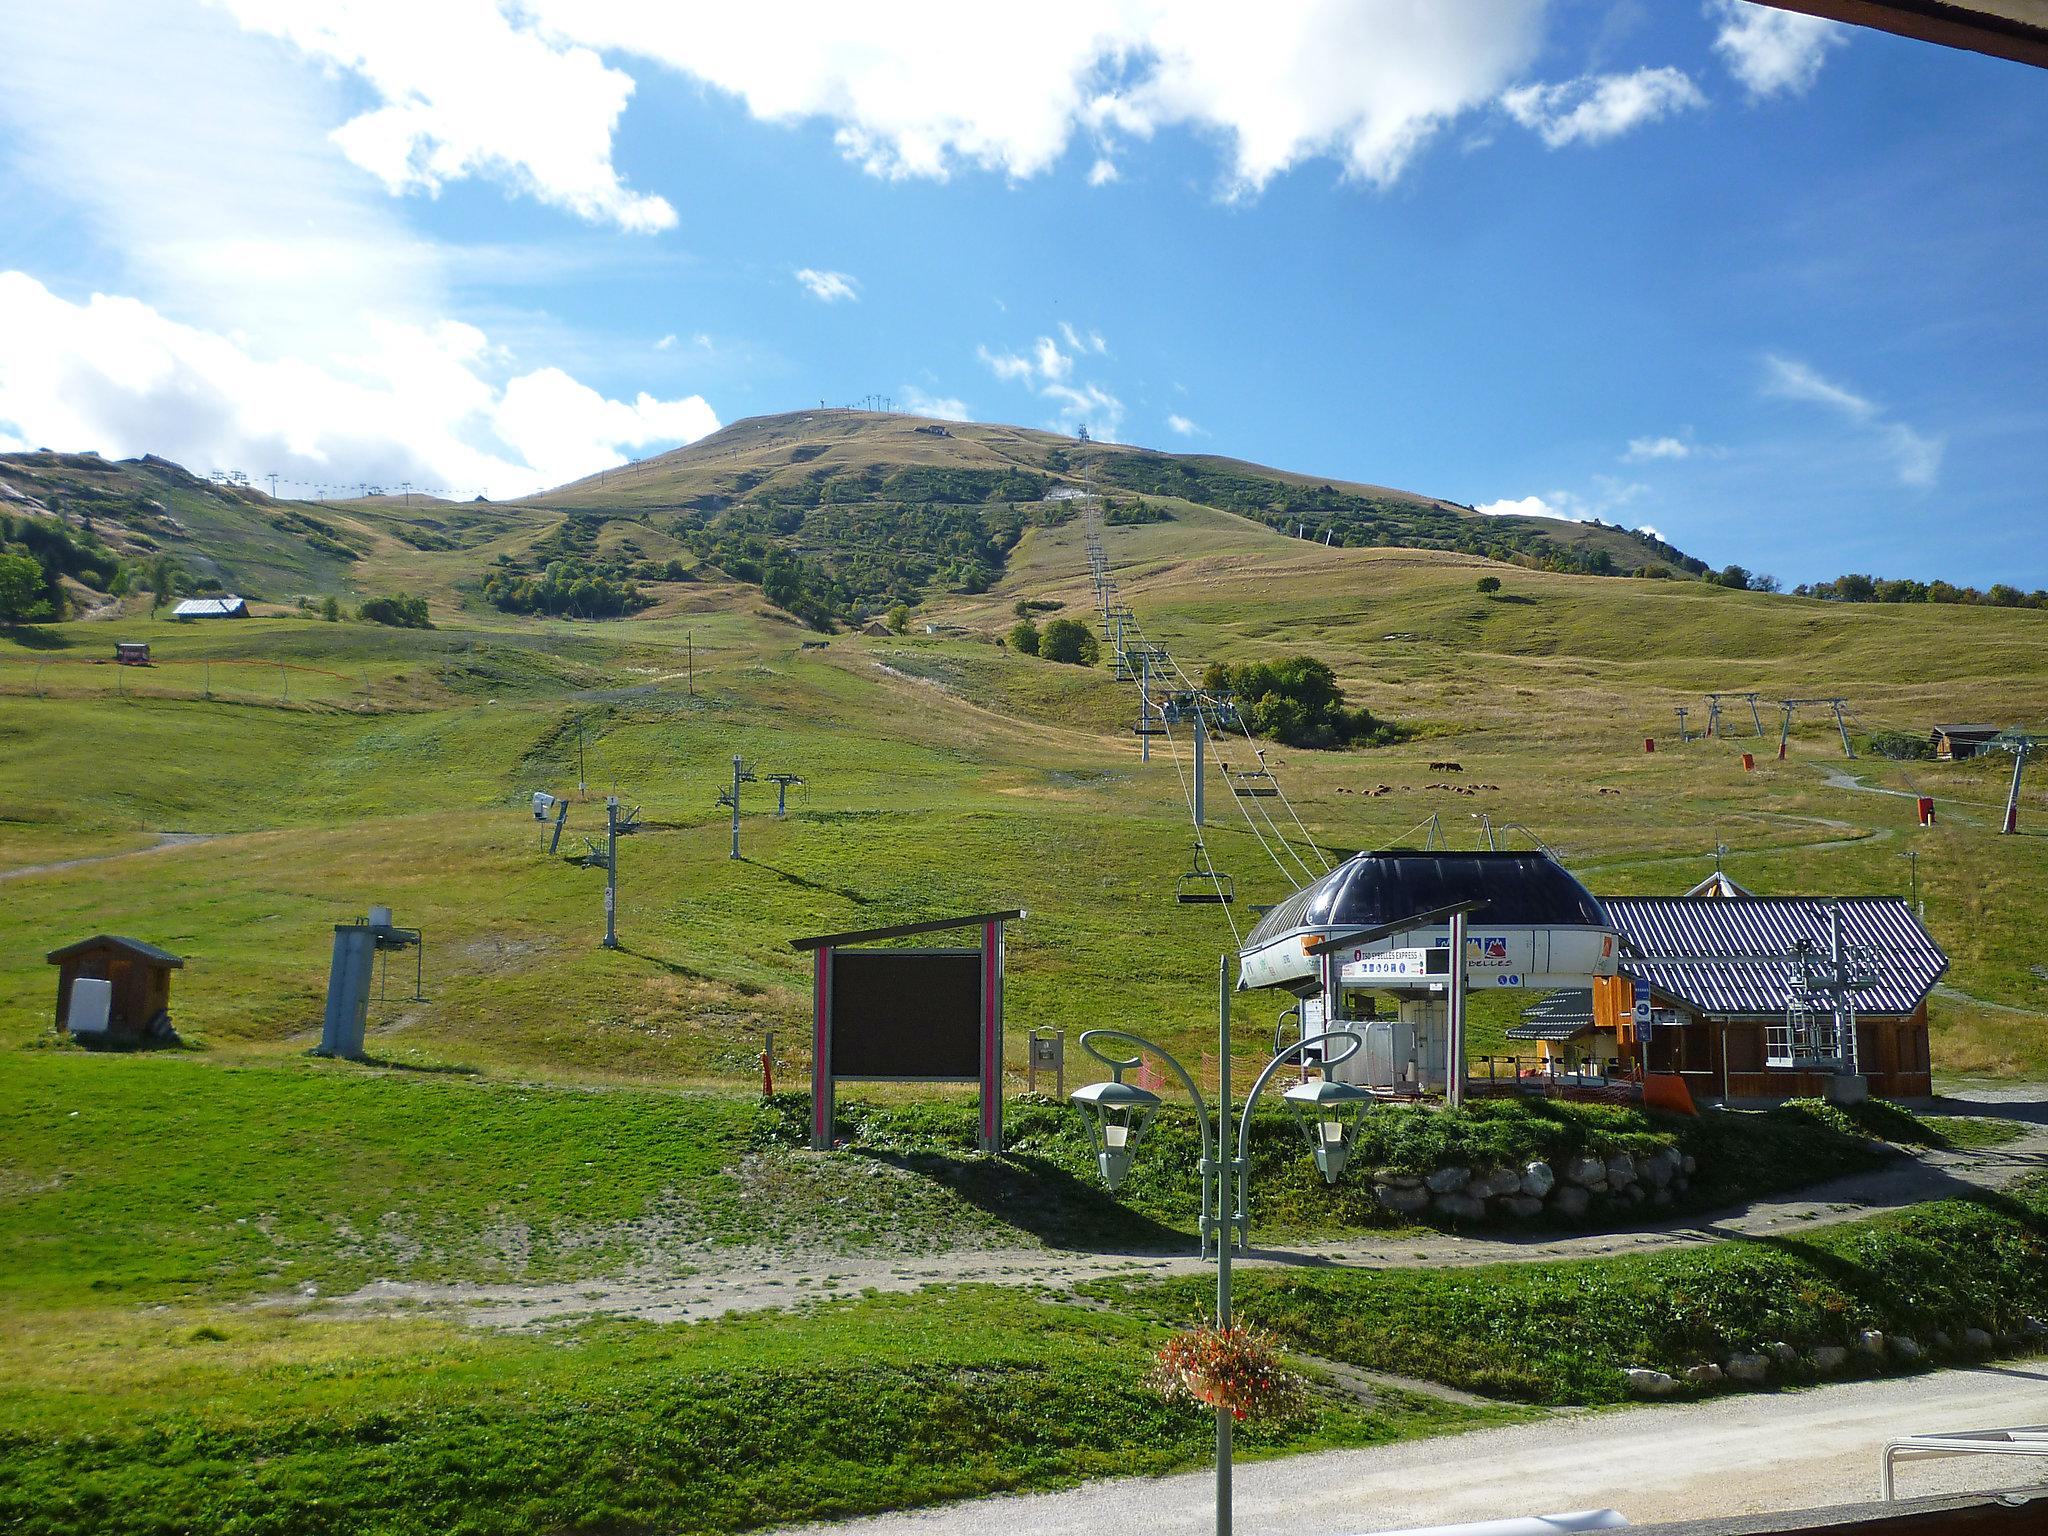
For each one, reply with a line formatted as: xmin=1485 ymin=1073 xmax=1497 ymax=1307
xmin=794 ymin=910 xmax=1020 ymax=1154
xmin=828 ymin=949 xmax=983 ymax=1080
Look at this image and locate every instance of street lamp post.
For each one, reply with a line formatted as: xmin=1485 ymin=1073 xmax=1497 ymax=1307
xmin=1071 ymin=955 xmax=1368 ymax=1536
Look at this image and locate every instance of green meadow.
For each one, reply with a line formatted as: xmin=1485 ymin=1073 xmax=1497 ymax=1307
xmin=4 ymin=425 xmax=2048 ymax=1531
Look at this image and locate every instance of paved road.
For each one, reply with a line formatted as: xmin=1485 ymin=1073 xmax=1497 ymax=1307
xmin=768 ymin=1361 xmax=2048 ymax=1535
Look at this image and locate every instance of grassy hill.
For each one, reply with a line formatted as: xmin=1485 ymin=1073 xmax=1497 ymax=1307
xmin=525 ymin=411 xmax=1701 ymax=626
xmin=5 ymin=418 xmax=2048 ymax=1534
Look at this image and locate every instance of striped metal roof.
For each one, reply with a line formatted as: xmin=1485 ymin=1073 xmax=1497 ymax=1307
xmin=1508 ymin=988 xmax=1594 ymax=1041
xmin=1604 ymin=897 xmax=1947 ymax=1019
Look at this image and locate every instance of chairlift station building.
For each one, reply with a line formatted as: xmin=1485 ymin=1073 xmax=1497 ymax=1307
xmin=1238 ymin=851 xmax=1946 ymax=1107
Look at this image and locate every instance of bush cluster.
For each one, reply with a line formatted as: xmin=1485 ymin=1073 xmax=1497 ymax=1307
xmin=482 ymin=561 xmax=649 ymax=620
xmin=357 ymin=593 xmax=433 ymax=628
xmin=1200 ymin=655 xmax=1408 ymax=750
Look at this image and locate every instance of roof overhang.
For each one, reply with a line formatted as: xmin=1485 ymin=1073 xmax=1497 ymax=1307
xmin=1750 ymin=1 xmax=2048 ymax=70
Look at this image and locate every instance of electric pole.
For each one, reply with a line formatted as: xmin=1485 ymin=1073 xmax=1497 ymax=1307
xmin=603 ymin=796 xmax=619 ymax=949
xmin=722 ymin=756 xmax=757 ymax=859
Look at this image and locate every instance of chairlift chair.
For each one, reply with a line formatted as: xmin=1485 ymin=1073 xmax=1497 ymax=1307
xmin=1234 ymin=770 xmax=1280 ymax=798
xmin=1175 ymin=844 xmax=1235 ymax=905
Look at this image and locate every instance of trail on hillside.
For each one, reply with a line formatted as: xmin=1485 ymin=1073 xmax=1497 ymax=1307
xmin=297 ymin=1104 xmax=2048 ymax=1332
xmin=0 ymin=831 xmax=217 ymax=881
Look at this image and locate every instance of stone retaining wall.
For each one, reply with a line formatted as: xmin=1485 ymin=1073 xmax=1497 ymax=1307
xmin=1373 ymin=1145 xmax=1695 ymax=1223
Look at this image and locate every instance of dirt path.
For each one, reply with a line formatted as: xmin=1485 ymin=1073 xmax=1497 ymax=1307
xmin=764 ymin=1360 xmax=2048 ymax=1535
xmin=306 ymin=1106 xmax=2048 ymax=1331
xmin=0 ymin=831 xmax=216 ymax=881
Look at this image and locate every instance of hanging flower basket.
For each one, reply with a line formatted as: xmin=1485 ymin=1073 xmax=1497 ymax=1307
xmin=1147 ymin=1323 xmax=1308 ymax=1422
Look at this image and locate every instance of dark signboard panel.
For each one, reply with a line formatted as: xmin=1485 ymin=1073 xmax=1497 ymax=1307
xmin=829 ymin=948 xmax=982 ymax=1079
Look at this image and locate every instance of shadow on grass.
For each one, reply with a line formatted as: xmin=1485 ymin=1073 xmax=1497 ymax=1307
xmin=615 ymin=943 xmax=717 ymax=984
xmin=307 ymin=1050 xmax=482 ymax=1076
xmin=850 ymin=1145 xmax=1190 ymax=1254
xmin=0 ymin=624 xmax=71 ymax=651
xmin=739 ymin=858 xmax=877 ymax=907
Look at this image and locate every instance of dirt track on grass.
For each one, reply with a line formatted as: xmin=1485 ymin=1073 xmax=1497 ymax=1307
xmin=303 ymin=1093 xmax=2048 ymax=1331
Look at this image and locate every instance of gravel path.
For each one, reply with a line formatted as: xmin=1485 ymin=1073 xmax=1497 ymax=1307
xmin=308 ymin=1102 xmax=2048 ymax=1330
xmin=0 ymin=830 xmax=215 ymax=881
xmin=765 ymin=1361 xmax=2048 ymax=1535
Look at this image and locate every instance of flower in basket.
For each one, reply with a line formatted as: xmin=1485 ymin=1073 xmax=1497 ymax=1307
xmin=1146 ymin=1323 xmax=1308 ymax=1422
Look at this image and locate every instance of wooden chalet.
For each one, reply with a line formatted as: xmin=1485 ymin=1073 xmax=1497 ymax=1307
xmin=1930 ymin=724 xmax=2005 ymax=761
xmin=47 ymin=935 xmax=184 ymax=1044
xmin=1514 ymin=884 xmax=1946 ymax=1104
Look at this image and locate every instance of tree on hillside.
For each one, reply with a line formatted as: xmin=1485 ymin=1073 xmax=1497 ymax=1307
xmin=1476 ymin=575 xmax=1501 ymax=596
xmin=0 ymin=552 xmax=50 ymax=623
xmin=1038 ymin=618 xmax=1098 ymax=666
xmin=319 ymin=595 xmax=342 ymax=621
xmin=149 ymin=555 xmax=178 ymax=611
xmin=358 ymin=593 xmax=432 ymax=628
xmin=1201 ymin=655 xmax=1407 ymax=751
xmin=1008 ymin=619 xmax=1041 ymax=656
xmin=886 ymin=603 xmax=912 ymax=633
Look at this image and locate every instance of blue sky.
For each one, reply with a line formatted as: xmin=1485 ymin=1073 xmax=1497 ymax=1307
xmin=0 ymin=1 xmax=2042 ymax=587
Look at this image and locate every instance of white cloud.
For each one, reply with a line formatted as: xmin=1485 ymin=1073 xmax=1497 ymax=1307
xmin=1058 ymin=321 xmax=1108 ymax=355
xmin=899 ymin=386 xmax=972 ymax=421
xmin=1883 ymin=422 xmax=1944 ymax=488
xmin=1086 ymin=157 xmax=1119 ymax=186
xmin=977 ymin=345 xmax=1038 ymax=383
xmin=1086 ymin=2 xmax=1550 ymax=192
xmin=0 ymin=272 xmax=716 ymax=499
xmin=1624 ymin=434 xmax=1690 ymax=462
xmin=0 ymin=1 xmax=442 ymax=349
xmin=1708 ymin=0 xmax=1846 ymax=98
xmin=977 ymin=328 xmax=1121 ymax=437
xmin=1478 ymin=476 xmax=1647 ymax=523
xmin=794 ymin=267 xmax=860 ymax=303
xmin=1500 ymin=66 xmax=1705 ymax=148
xmin=1637 ymin=524 xmax=1663 ymax=542
xmin=1476 ymin=493 xmax=1572 ymax=521
xmin=201 ymin=1 xmax=1553 ymax=212
xmin=1166 ymin=413 xmax=1203 ymax=437
xmin=1042 ymin=382 xmax=1125 ymax=441
xmin=655 ymin=333 xmax=676 ymax=350
xmin=1761 ymin=353 xmax=1943 ymax=488
xmin=208 ymin=0 xmax=674 ymax=233
xmin=1762 ymin=354 xmax=1875 ymax=418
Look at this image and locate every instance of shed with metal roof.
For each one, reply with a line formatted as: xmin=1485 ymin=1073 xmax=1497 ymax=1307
xmin=1590 ymin=895 xmax=1944 ymax=1104
xmin=172 ymin=595 xmax=248 ymax=619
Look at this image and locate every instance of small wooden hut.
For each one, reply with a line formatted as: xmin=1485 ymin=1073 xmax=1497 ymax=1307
xmin=47 ymin=935 xmax=183 ymax=1044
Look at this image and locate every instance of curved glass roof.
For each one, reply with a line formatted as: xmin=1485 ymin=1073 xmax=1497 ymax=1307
xmin=1243 ymin=850 xmax=1609 ymax=951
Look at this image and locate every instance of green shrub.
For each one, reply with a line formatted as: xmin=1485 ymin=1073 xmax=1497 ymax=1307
xmin=1867 ymin=729 xmax=1933 ymax=761
xmin=1476 ymin=575 xmax=1501 ymax=596
xmin=357 ymin=593 xmax=432 ymax=628
xmin=1008 ymin=619 xmax=1041 ymax=655
xmin=1038 ymin=618 xmax=1099 ymax=666
xmin=1202 ymin=655 xmax=1409 ymax=750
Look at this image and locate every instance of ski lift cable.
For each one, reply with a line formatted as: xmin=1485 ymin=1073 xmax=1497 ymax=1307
xmin=1155 ymin=707 xmax=1246 ymax=947
xmin=1116 ymin=611 xmax=1316 ymax=887
xmin=1226 ymin=709 xmax=1331 ymax=876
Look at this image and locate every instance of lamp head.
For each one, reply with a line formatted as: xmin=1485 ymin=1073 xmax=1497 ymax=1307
xmin=1069 ymin=1077 xmax=1163 ymax=1191
xmin=1282 ymin=1076 xmax=1372 ymax=1184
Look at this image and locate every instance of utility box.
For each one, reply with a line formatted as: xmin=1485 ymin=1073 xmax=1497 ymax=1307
xmin=66 ymin=978 xmax=113 ymax=1037
xmin=318 ymin=907 xmax=425 ymax=1060
xmin=319 ymin=924 xmax=377 ymax=1059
